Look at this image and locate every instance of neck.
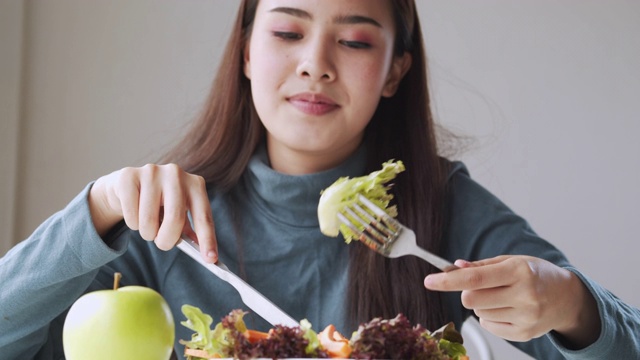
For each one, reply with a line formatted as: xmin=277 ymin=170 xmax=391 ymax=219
xmin=266 ymin=139 xmax=362 ymax=175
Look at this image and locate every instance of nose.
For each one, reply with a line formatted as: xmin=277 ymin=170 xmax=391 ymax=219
xmin=296 ymin=37 xmax=336 ymax=82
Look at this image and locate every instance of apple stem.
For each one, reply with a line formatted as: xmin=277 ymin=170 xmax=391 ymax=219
xmin=113 ymin=272 xmax=122 ymax=290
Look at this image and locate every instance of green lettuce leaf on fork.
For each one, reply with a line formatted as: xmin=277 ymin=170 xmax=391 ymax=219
xmin=317 ymin=160 xmax=405 ymax=242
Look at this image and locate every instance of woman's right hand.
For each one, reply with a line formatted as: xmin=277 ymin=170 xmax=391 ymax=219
xmin=88 ymin=163 xmax=217 ymax=263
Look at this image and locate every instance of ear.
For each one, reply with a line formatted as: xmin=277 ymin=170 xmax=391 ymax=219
xmin=381 ymin=52 xmax=412 ymax=97
xmin=243 ymin=41 xmax=252 ymax=79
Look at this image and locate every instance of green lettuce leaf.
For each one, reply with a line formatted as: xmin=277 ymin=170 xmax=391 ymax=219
xmin=438 ymin=339 xmax=467 ymax=360
xmin=430 ymin=322 xmax=467 ymax=360
xmin=179 ymin=305 xmax=214 ymax=352
xmin=300 ymin=319 xmax=322 ymax=356
xmin=178 ymin=304 xmax=237 ymax=358
xmin=317 ymin=160 xmax=405 ymax=242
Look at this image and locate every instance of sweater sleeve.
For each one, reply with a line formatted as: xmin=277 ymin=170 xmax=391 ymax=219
xmin=546 ymin=267 xmax=640 ymax=359
xmin=0 ymin=183 xmax=129 ymax=359
xmin=444 ymin=162 xmax=640 ymax=359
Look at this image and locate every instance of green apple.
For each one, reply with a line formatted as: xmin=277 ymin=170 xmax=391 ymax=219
xmin=63 ymin=273 xmax=175 ymax=360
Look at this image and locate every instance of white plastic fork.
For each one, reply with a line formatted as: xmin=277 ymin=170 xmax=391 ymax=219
xmin=338 ymin=194 xmax=459 ymax=272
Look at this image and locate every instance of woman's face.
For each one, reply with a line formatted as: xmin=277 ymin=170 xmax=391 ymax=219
xmin=244 ymin=0 xmax=411 ymax=174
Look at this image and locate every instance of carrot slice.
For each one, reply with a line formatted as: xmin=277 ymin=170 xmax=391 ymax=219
xmin=318 ymin=324 xmax=352 ymax=358
xmin=184 ymin=347 xmax=220 ymax=358
xmin=243 ymin=329 xmax=270 ymax=343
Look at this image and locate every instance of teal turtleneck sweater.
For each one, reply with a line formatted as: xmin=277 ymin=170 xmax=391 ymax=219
xmin=1 ymin=145 xmax=638 ymax=359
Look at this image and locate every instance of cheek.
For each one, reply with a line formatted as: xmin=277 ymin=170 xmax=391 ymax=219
xmin=249 ymin=42 xmax=292 ymax=88
xmin=347 ymin=59 xmax=390 ymax=93
xmin=345 ymin=60 xmax=390 ymax=122
xmin=248 ymin=61 xmax=282 ymax=108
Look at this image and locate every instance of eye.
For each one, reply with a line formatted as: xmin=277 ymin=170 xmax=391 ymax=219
xmin=273 ymin=31 xmax=302 ymax=41
xmin=339 ymin=40 xmax=372 ymax=49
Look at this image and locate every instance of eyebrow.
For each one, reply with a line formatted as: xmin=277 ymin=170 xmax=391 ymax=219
xmin=269 ymin=7 xmax=383 ymax=28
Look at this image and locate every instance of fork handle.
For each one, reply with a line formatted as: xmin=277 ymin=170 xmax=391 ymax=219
xmin=414 ymin=248 xmax=459 ymax=272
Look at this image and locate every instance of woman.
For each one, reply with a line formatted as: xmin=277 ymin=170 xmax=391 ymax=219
xmin=1 ymin=0 xmax=638 ymax=359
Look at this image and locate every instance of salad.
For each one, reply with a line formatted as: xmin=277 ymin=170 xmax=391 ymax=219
xmin=179 ymin=305 xmax=468 ymax=359
xmin=317 ymin=160 xmax=405 ymax=243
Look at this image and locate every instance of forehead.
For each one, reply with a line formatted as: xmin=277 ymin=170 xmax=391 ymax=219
xmin=255 ymin=0 xmax=396 ymax=28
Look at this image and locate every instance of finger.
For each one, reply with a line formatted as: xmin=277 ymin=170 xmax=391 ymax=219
xmin=460 ymin=287 xmax=514 ymax=310
xmin=468 ymin=255 xmax=512 ymax=267
xmin=454 ymin=259 xmax=475 ymax=268
xmin=115 ymin=167 xmax=141 ymax=230
xmin=137 ymin=166 xmax=162 ymax=241
xmin=188 ymin=175 xmax=217 ymax=263
xmin=473 ymin=306 xmax=517 ymax=324
xmin=477 ymin=319 xmax=523 ymax=342
xmin=424 ymin=262 xmax=515 ymax=292
xmin=479 ymin=317 xmax=544 ymax=342
xmin=475 ymin=305 xmax=542 ymax=335
xmin=181 ymin=219 xmax=198 ymax=242
xmin=154 ymin=183 xmax=186 ymax=251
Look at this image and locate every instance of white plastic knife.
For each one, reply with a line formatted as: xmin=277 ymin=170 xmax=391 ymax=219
xmin=176 ymin=236 xmax=299 ymax=328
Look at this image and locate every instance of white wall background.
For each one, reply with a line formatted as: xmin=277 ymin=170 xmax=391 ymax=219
xmin=1 ymin=1 xmax=638 ymax=359
xmin=0 ymin=0 xmax=23 ymax=258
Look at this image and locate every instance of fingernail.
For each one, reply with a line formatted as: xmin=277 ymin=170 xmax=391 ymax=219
xmin=424 ymin=275 xmax=434 ymax=287
xmin=207 ymin=251 xmax=217 ymax=262
xmin=455 ymin=259 xmax=472 ymax=267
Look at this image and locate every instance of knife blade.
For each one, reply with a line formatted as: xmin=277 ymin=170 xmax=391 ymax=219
xmin=176 ymin=237 xmax=299 ymax=328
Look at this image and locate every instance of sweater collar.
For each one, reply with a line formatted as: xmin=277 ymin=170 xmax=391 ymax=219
xmin=243 ymin=144 xmax=367 ymax=227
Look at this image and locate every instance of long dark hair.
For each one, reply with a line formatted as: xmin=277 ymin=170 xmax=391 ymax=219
xmin=352 ymin=1 xmax=449 ymax=330
xmin=162 ymin=0 xmax=450 ymax=330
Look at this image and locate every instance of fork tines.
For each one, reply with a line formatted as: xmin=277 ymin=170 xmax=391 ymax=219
xmin=338 ymin=194 xmax=401 ymax=255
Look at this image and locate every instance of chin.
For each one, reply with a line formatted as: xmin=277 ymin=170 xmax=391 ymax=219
xmin=275 ymin=136 xmax=334 ymax=153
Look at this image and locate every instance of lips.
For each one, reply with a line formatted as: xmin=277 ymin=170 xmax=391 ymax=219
xmin=287 ymin=92 xmax=339 ymax=116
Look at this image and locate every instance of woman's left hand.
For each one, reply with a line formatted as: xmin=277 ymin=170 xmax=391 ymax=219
xmin=424 ymin=255 xmax=600 ymax=348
